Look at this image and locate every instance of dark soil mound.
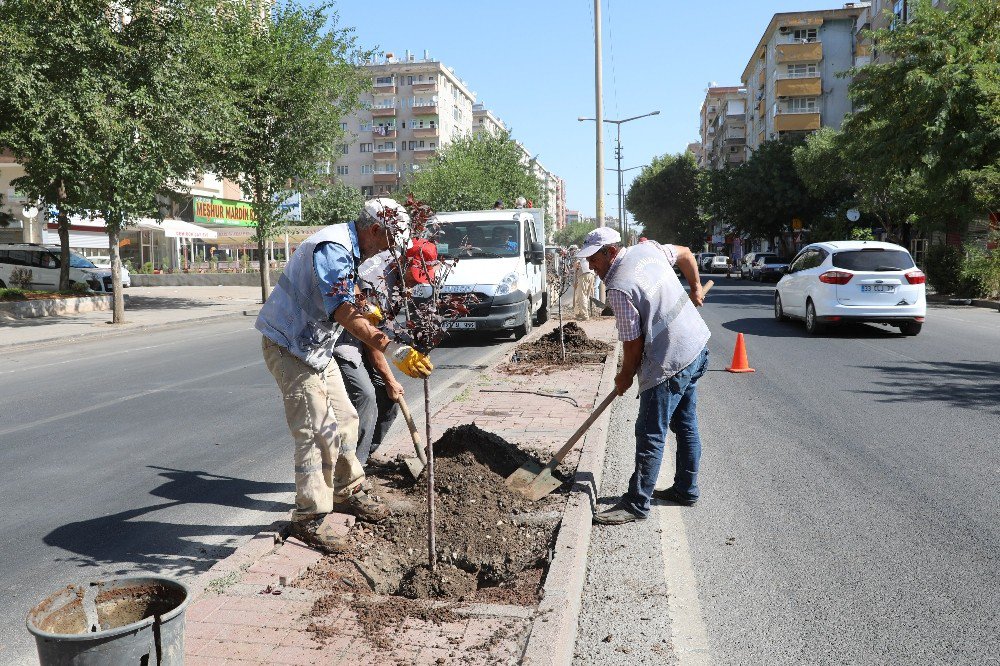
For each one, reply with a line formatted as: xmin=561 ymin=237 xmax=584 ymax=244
xmin=509 ymin=322 xmax=611 ymax=367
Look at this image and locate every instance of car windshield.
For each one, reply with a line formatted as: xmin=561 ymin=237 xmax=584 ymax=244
xmin=763 ymin=257 xmax=788 ymax=264
xmin=435 ymin=221 xmax=520 ymax=259
xmin=832 ymin=249 xmax=915 ymax=271
xmin=68 ymin=252 xmax=96 ymax=268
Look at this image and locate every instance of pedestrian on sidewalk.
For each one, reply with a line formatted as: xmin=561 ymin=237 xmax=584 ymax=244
xmin=575 ymin=227 xmax=711 ymax=525
xmin=572 ymin=247 xmax=595 ymax=321
xmin=256 ymin=197 xmax=435 ymax=553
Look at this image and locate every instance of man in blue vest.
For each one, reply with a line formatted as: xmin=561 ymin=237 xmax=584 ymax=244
xmin=576 ymin=228 xmax=711 ymax=525
xmin=256 ymin=198 xmax=433 ymax=552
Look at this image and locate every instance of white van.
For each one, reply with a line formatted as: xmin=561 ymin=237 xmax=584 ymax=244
xmin=425 ymin=209 xmax=548 ymax=339
xmin=0 ymin=244 xmax=114 ymax=292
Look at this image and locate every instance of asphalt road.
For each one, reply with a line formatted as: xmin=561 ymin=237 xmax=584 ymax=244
xmin=0 ymin=316 xmax=516 ymax=664
xmin=575 ymin=277 xmax=1000 ymax=665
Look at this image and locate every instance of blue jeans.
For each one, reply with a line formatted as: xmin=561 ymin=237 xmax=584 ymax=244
xmin=624 ymin=347 xmax=710 ymax=517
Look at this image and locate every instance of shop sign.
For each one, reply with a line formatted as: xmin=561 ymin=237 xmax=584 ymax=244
xmin=193 ymin=197 xmax=257 ymax=227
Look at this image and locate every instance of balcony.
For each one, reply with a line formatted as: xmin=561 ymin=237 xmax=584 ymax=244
xmin=413 ymin=148 xmax=436 ymax=161
xmin=411 ymin=101 xmax=438 ymax=111
xmin=724 ymin=136 xmax=746 ymax=147
xmin=373 ymin=172 xmax=398 ymax=184
xmin=774 ymin=111 xmax=821 ymax=132
xmin=372 ymin=129 xmax=397 ymax=140
xmin=775 ymin=76 xmax=821 ymax=98
xmin=776 ymin=42 xmax=823 ymax=64
xmin=412 ymin=127 xmax=439 ymax=139
xmin=373 ymin=150 xmax=397 ymax=161
xmin=412 ymin=82 xmax=437 ymax=93
xmin=373 ymin=84 xmax=396 ymax=95
xmin=371 ymin=106 xmax=396 ymax=117
xmin=726 ymin=153 xmax=746 ymax=164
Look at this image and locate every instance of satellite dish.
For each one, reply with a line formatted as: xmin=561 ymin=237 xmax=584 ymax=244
xmin=846 ymin=208 xmax=861 ymax=222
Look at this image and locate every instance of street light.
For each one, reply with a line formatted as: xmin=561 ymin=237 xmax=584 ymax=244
xmin=579 ymin=111 xmax=659 ymax=244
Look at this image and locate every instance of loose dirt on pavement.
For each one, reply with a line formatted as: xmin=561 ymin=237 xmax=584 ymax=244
xmin=297 ymin=424 xmax=564 ymax=651
xmin=501 ymin=322 xmax=612 ymax=373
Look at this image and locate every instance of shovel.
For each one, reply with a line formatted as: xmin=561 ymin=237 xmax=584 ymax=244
xmin=506 ymin=389 xmax=618 ymax=501
xmin=397 ymin=396 xmax=427 ymax=480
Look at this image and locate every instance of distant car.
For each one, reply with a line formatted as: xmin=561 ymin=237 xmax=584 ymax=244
xmin=750 ymin=255 xmax=789 ymax=282
xmin=774 ymin=240 xmax=926 ymax=336
xmin=708 ymin=255 xmax=730 ymax=274
xmin=88 ymin=255 xmax=131 ymax=288
xmin=737 ymin=252 xmax=766 ymax=280
xmin=696 ymin=252 xmax=718 ymax=271
xmin=0 ymin=244 xmax=113 ymax=292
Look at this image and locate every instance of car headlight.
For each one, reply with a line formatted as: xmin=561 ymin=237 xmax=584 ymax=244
xmin=495 ymin=271 xmax=520 ymax=296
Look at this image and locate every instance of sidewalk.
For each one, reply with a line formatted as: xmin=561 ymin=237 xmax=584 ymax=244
xmin=0 ymin=286 xmax=261 ymax=349
xmin=182 ymin=316 xmax=619 ymax=666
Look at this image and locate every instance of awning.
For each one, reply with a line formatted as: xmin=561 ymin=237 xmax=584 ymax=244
xmin=136 ymin=218 xmax=218 ymax=239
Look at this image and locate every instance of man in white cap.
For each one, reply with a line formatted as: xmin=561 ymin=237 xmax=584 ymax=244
xmin=256 ymin=197 xmax=433 ymax=552
xmin=575 ymin=228 xmax=710 ymax=525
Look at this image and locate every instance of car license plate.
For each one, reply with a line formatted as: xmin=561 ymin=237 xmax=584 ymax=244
xmin=444 ymin=321 xmax=476 ymax=330
xmin=861 ymin=284 xmax=896 ymax=293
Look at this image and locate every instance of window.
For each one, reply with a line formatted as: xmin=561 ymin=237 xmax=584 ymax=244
xmin=360 ymin=143 xmax=373 ymax=153
xmin=361 ymin=164 xmax=374 ymax=174
xmin=339 ymin=144 xmax=349 ymax=155
xmin=340 ymin=122 xmax=348 ymax=131
xmin=787 ymin=97 xmax=817 ymax=112
xmin=375 ymin=75 xmax=393 ymax=85
xmin=408 ymin=141 xmax=416 ymax=150
xmin=336 ymin=165 xmax=349 ymax=176
xmin=360 ymin=122 xmax=372 ymax=132
xmin=401 ymin=121 xmax=406 ymax=129
xmin=792 ymin=28 xmax=817 ymax=42
xmin=429 ymin=142 xmax=436 ymax=149
xmin=361 ymin=186 xmax=374 ymax=196
xmin=786 ymin=63 xmax=817 ymax=78
xmin=418 ymin=140 xmax=425 ymax=148
xmin=407 ymin=75 xmax=414 ymax=85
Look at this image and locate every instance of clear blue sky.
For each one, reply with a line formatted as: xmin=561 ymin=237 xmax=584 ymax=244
xmin=320 ymin=0 xmax=848 ymax=218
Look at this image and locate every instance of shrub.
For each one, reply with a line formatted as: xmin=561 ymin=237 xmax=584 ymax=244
xmin=957 ymin=240 xmax=1000 ymax=299
xmin=923 ymin=244 xmax=962 ymax=294
xmin=0 ymin=287 xmax=27 ymax=301
xmin=9 ymin=267 xmax=33 ymax=290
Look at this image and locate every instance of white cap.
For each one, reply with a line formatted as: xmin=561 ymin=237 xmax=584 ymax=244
xmin=362 ymin=197 xmax=410 ymax=230
xmin=575 ymin=227 xmax=621 ymax=258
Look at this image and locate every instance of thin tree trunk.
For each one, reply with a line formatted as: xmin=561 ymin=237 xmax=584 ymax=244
xmin=108 ymin=222 xmax=125 ymax=324
xmin=257 ymin=234 xmax=270 ymax=303
xmin=558 ymin=275 xmax=566 ymax=362
xmin=57 ymin=180 xmax=70 ymax=292
xmin=424 ymin=377 xmax=436 ymax=572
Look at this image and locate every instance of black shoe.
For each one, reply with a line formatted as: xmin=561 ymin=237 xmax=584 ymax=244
xmin=652 ymin=487 xmax=698 ymax=506
xmin=593 ymin=501 xmax=647 ymax=525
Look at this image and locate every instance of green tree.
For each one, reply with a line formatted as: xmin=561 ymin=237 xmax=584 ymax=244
xmin=302 ymin=181 xmax=365 ymax=226
xmin=407 ymin=131 xmax=543 ymax=212
xmin=206 ymin=1 xmax=373 ymax=302
xmin=625 ymin=152 xmax=704 ymax=248
xmin=552 ymin=220 xmax=593 ymax=248
xmin=843 ymin=0 xmax=1000 ymax=232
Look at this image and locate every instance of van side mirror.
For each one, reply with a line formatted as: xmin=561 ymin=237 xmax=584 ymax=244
xmin=528 ymin=241 xmax=544 ymax=265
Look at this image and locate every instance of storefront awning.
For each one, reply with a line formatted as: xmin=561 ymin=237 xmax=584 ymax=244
xmin=136 ymin=218 xmax=218 ymax=239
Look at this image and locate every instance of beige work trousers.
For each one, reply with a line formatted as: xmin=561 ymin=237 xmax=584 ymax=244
xmin=262 ymin=337 xmax=365 ymax=520
xmin=574 ymin=272 xmax=595 ymax=320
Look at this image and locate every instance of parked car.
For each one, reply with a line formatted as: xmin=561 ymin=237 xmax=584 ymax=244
xmin=737 ymin=252 xmax=766 ymax=280
xmin=707 ymin=255 xmax=730 ymax=274
xmin=750 ymin=255 xmax=789 ymax=282
xmin=0 ymin=244 xmax=113 ymax=292
xmin=88 ymin=255 xmax=131 ymax=288
xmin=696 ymin=252 xmax=718 ymax=272
xmin=773 ymin=240 xmax=926 ymax=336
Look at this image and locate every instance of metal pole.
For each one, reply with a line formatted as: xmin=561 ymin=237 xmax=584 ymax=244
xmin=594 ymin=0 xmax=604 ymax=229
xmin=616 ymin=125 xmax=623 ymax=239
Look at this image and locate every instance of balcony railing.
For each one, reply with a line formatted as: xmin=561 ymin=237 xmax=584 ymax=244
xmin=773 ymin=111 xmax=821 ymax=132
xmin=775 ymin=76 xmax=821 ymax=98
xmin=373 ymin=85 xmax=396 ymax=95
xmin=371 ymin=106 xmax=396 ymax=117
xmin=413 ymin=148 xmax=436 ymax=161
xmin=411 ymin=101 xmax=438 ymax=110
xmin=373 ymin=150 xmax=397 ymax=160
xmin=412 ymin=82 xmax=437 ymax=93
xmin=373 ymin=173 xmax=398 ymax=184
xmin=775 ymin=42 xmax=823 ymax=64
xmin=372 ymin=129 xmax=397 ymax=140
xmin=412 ymin=127 xmax=439 ymax=139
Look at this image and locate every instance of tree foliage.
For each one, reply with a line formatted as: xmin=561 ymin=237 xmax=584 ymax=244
xmin=407 ymin=131 xmax=543 ymax=213
xmin=205 ymin=1 xmax=373 ymax=301
xmin=625 ymin=152 xmax=704 ymax=249
xmin=551 ymin=220 xmax=594 ymax=248
xmin=302 ymin=181 xmax=365 ymax=226
xmin=843 ymin=0 xmax=1000 ymax=231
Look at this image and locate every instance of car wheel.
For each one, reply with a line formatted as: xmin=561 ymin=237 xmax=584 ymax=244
xmin=805 ymin=300 xmax=824 ymax=335
xmin=774 ymin=292 xmax=789 ymax=322
xmin=898 ymin=321 xmax=922 ymax=336
xmin=513 ymin=301 xmax=532 ymax=340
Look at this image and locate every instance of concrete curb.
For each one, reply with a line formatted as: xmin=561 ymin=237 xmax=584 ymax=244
xmin=0 ymin=294 xmax=111 ymax=320
xmin=927 ymin=294 xmax=1000 ymax=310
xmin=520 ymin=341 xmax=622 ymax=666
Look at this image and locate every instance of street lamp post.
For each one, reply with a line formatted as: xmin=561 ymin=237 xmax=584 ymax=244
xmin=606 ymin=165 xmax=645 ymax=244
xmin=578 ymin=111 xmax=659 ymax=243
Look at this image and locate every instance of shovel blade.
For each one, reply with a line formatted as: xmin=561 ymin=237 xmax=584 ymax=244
xmin=506 ymin=463 xmax=564 ymax=501
xmin=403 ymin=456 xmax=425 ymax=480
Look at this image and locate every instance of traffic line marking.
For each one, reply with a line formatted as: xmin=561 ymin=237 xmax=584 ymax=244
xmin=658 ymin=504 xmax=713 ymax=665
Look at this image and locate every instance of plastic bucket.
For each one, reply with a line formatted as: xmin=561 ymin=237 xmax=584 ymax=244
xmin=26 ymin=576 xmax=190 ymax=665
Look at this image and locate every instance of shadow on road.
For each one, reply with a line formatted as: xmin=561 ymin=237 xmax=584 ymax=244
xmin=43 ymin=466 xmax=293 ymax=577
xmin=723 ymin=317 xmax=903 ymax=339
xmin=0 ymin=295 xmax=234 ymax=330
xmin=853 ymin=361 xmax=1000 ymax=415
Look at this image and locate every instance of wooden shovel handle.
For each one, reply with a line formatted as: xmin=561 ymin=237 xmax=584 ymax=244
xmin=545 ymin=389 xmax=618 ymax=472
xmin=397 ymin=396 xmax=426 ymax=464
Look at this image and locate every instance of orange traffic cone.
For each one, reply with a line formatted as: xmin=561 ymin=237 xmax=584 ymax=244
xmin=726 ymin=333 xmax=756 ymax=373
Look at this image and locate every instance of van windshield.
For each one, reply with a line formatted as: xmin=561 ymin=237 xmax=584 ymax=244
xmin=434 ymin=220 xmax=520 ymax=259
xmin=69 ymin=252 xmax=96 ymax=268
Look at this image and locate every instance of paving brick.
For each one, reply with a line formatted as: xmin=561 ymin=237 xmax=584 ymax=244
xmin=198 ymin=639 xmax=278 ymax=661
xmin=186 ymin=620 xmax=225 ymax=640
xmin=185 ymin=656 xmax=230 ymax=666
xmin=209 ymin=608 xmax=290 ymax=628
xmin=267 ymin=645 xmax=326 ymax=665
xmin=218 ymin=623 xmax=289 ymax=645
xmin=187 ymin=597 xmax=225 ymax=622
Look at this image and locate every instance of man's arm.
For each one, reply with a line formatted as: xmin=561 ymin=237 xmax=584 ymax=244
xmin=367 ymin=346 xmax=404 ymax=401
xmin=672 ymin=245 xmax=704 ymax=306
xmin=333 ymin=303 xmax=391 ymax=353
xmin=616 ymin=336 xmax=644 ymax=396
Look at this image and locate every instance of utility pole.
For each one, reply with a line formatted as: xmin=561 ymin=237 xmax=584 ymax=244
xmin=594 ymin=0 xmax=604 ymax=229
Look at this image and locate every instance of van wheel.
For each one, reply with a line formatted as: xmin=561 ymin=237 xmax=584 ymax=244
xmin=514 ymin=301 xmax=532 ymax=340
xmin=535 ymin=293 xmax=548 ymax=325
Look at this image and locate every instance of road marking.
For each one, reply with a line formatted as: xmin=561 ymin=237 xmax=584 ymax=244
xmin=0 ymin=327 xmax=254 ymax=375
xmin=0 ymin=361 xmax=262 ymax=437
xmin=658 ymin=505 xmax=713 ymax=665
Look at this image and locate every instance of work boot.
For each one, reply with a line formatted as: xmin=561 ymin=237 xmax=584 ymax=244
xmin=651 ymin=487 xmax=698 ymax=506
xmin=288 ymin=514 xmax=350 ymax=554
xmin=332 ymin=488 xmax=391 ymax=523
xmin=592 ymin=501 xmax=646 ymax=526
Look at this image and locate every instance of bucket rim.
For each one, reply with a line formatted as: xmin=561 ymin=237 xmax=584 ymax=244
xmin=26 ymin=576 xmax=191 ymax=642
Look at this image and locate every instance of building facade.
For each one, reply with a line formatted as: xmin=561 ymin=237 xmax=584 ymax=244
xmin=698 ymin=86 xmax=748 ymax=170
xmin=742 ymin=4 xmax=868 ymax=151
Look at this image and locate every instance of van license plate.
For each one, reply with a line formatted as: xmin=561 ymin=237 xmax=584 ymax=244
xmin=861 ymin=285 xmax=896 ymax=293
xmin=444 ymin=322 xmax=476 ymax=330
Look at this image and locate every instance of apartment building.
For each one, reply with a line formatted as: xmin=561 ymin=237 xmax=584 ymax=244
xmin=742 ymin=4 xmax=868 ymax=151
xmin=472 ymin=103 xmax=506 ymax=136
xmin=697 ymin=86 xmax=748 ymax=170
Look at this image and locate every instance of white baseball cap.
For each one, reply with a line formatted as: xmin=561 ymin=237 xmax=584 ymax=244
xmin=363 ymin=197 xmax=410 ymax=231
xmin=575 ymin=227 xmax=622 ymax=258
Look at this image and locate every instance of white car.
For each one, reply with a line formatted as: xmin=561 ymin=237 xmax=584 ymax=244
xmin=708 ymin=255 xmax=730 ymax=274
xmin=88 ymin=255 xmax=131 ymax=287
xmin=0 ymin=244 xmax=113 ymax=293
xmin=774 ymin=241 xmax=926 ymax=336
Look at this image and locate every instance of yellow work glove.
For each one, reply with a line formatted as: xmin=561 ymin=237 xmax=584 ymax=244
xmin=362 ymin=302 xmax=384 ymax=326
xmin=392 ymin=346 xmax=433 ymax=379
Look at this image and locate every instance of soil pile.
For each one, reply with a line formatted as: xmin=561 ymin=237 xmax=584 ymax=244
xmin=509 ymin=322 xmax=611 ymax=367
